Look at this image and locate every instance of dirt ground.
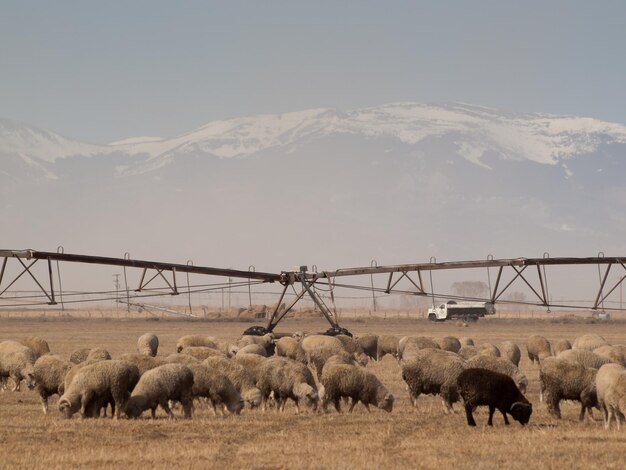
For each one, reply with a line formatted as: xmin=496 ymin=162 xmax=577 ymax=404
xmin=1 ymin=315 xmax=625 ymax=469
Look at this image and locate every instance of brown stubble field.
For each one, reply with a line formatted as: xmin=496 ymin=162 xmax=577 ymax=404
xmin=1 ymin=315 xmax=626 ymax=469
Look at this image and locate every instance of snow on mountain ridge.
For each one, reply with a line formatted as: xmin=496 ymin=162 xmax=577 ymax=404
xmin=0 ymin=118 xmax=107 ymax=163
xmin=3 ymin=103 xmax=626 ymax=174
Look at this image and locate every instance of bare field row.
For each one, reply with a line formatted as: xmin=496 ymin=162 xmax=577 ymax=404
xmin=1 ymin=316 xmax=626 ymax=469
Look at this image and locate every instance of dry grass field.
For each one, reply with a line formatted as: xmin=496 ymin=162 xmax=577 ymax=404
xmin=1 ymin=314 xmax=626 ymax=469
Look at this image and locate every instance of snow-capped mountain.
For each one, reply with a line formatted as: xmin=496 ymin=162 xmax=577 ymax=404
xmin=3 ymin=102 xmax=626 ymax=181
xmin=2 ymin=102 xmax=625 ymax=287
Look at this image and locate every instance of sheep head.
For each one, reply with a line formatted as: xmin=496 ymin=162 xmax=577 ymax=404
xmin=509 ymin=402 xmax=532 ymax=425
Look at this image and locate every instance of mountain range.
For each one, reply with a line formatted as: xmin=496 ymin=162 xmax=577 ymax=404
xmin=2 ymin=102 xmax=625 ymax=299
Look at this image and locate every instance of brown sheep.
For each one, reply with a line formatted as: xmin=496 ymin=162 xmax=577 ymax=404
xmin=457 ymin=368 xmax=532 ymax=427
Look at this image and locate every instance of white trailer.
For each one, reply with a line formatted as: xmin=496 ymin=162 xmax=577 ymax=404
xmin=427 ymin=300 xmax=495 ymax=322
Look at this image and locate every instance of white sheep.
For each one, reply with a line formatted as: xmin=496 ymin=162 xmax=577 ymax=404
xmin=0 ymin=340 xmax=37 ymax=391
xmin=32 ymin=354 xmax=73 ymax=414
xmin=257 ymin=357 xmax=318 ymax=413
xmin=595 ymin=363 xmax=625 ymax=428
xmin=186 ymin=363 xmax=243 ymax=415
xmin=137 ymin=333 xmax=159 ymax=357
xmin=401 ymin=348 xmax=465 ymax=413
xmin=59 ymin=360 xmax=140 ymax=419
xmin=321 ymin=363 xmax=394 ymax=413
xmin=125 ymin=363 xmax=194 ymax=419
xmin=526 ymin=335 xmax=552 ymax=364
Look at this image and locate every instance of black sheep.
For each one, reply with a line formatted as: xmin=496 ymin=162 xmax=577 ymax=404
xmin=457 ymin=368 xmax=532 ymax=427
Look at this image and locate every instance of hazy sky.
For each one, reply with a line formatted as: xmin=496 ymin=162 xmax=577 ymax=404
xmin=2 ymin=1 xmax=625 ymax=143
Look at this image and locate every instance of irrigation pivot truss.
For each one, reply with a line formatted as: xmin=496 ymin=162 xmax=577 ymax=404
xmin=1 ymin=249 xmax=625 ymax=335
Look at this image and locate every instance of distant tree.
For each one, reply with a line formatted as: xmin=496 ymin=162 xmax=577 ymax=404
xmin=450 ymin=281 xmax=489 ymax=299
xmin=504 ymin=291 xmax=527 ymax=303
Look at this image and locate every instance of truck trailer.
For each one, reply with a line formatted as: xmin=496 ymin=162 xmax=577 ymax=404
xmin=427 ymin=300 xmax=495 ymax=322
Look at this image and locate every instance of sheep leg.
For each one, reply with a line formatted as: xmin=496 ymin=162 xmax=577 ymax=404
xmin=501 ymin=409 xmax=510 ymax=425
xmin=333 ymin=398 xmax=342 ymax=413
xmin=40 ymin=395 xmax=49 ymax=414
xmin=161 ymin=400 xmax=175 ymax=419
xmin=151 ymin=406 xmax=157 ymax=419
xmin=10 ymin=375 xmax=20 ymax=392
xmin=294 ymin=400 xmax=300 ymax=415
xmin=546 ymin=394 xmax=562 ymax=419
xmin=348 ymin=398 xmax=358 ymax=413
xmin=487 ymin=405 xmax=495 ymax=426
xmin=464 ymin=404 xmax=476 ymax=427
xmin=181 ymin=398 xmax=193 ymax=419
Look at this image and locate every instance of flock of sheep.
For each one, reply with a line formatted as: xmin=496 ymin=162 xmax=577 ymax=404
xmin=1 ymin=330 xmax=625 ymax=428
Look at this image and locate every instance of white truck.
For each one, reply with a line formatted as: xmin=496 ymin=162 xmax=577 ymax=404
xmin=428 ymin=300 xmax=495 ymax=322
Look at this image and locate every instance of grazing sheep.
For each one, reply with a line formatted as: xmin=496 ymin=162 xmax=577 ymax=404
xmin=164 ymin=353 xmax=200 ymax=366
xmin=233 ymin=353 xmax=268 ymax=385
xmin=498 ymin=341 xmax=521 ymax=367
xmin=539 ymin=357 xmax=598 ymax=420
xmin=438 ymin=336 xmax=462 ymax=353
xmin=458 ymin=346 xmax=480 ymax=360
xmin=203 ymin=356 xmax=262 ymax=408
xmin=466 ymin=355 xmax=528 ymax=394
xmin=401 ymin=349 xmax=465 ymax=413
xmin=236 ymin=344 xmax=268 ymax=357
xmin=180 ymin=346 xmax=227 ymax=361
xmin=20 ymin=336 xmax=50 ymax=358
xmin=398 ymin=336 xmax=439 ymax=359
xmin=323 ymin=352 xmax=359 ymax=368
xmin=176 ymin=335 xmax=238 ymax=357
xmin=477 ymin=343 xmax=501 ymax=358
xmin=335 ymin=335 xmax=369 ymax=366
xmin=257 ymin=357 xmax=319 ymax=413
xmin=63 ymin=360 xmax=107 ymax=396
xmin=300 ymin=335 xmax=363 ymax=380
xmin=595 ymin=363 xmax=625 ymax=428
xmin=0 ymin=340 xmax=37 ymax=391
xmin=593 ymin=345 xmax=626 ymax=367
xmin=355 ymin=334 xmax=379 ymax=360
xmin=527 ymin=335 xmax=552 ymax=364
xmin=118 ymin=353 xmax=167 ymax=376
xmin=59 ymin=360 xmax=140 ymax=419
xmin=86 ymin=348 xmax=111 ymax=361
xmin=321 ymin=363 xmax=394 ymax=413
xmin=69 ymin=348 xmax=91 ymax=364
xmin=573 ymin=334 xmax=609 ymax=351
xmin=137 ymin=333 xmax=159 ymax=357
xmin=176 ymin=335 xmax=219 ymax=352
xmin=292 ymin=331 xmax=308 ymax=341
xmin=457 ymin=368 xmax=532 ymax=427
xmin=186 ymin=363 xmax=243 ymax=415
xmin=125 ymin=363 xmax=193 ymax=419
xmin=605 ymin=373 xmax=626 ymax=430
xmin=275 ymin=337 xmax=300 ymax=360
xmin=612 ymin=344 xmax=626 ymax=357
xmin=557 ymin=349 xmax=613 ymax=369
xmin=554 ymin=339 xmax=572 ymax=355
xmin=32 ymin=354 xmax=72 ymax=413
xmin=460 ymin=337 xmax=474 ymax=346
xmin=237 ymin=334 xmax=275 ymax=356
xmin=376 ymin=335 xmax=400 ymax=361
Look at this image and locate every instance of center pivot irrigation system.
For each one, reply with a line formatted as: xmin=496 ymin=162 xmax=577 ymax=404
xmin=1 ymin=249 xmax=625 ymax=336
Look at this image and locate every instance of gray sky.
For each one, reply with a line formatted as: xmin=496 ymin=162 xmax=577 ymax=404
xmin=2 ymin=0 xmax=625 ymax=143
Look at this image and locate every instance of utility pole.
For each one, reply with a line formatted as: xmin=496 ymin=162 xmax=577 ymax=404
xmin=113 ymin=274 xmax=121 ymax=313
